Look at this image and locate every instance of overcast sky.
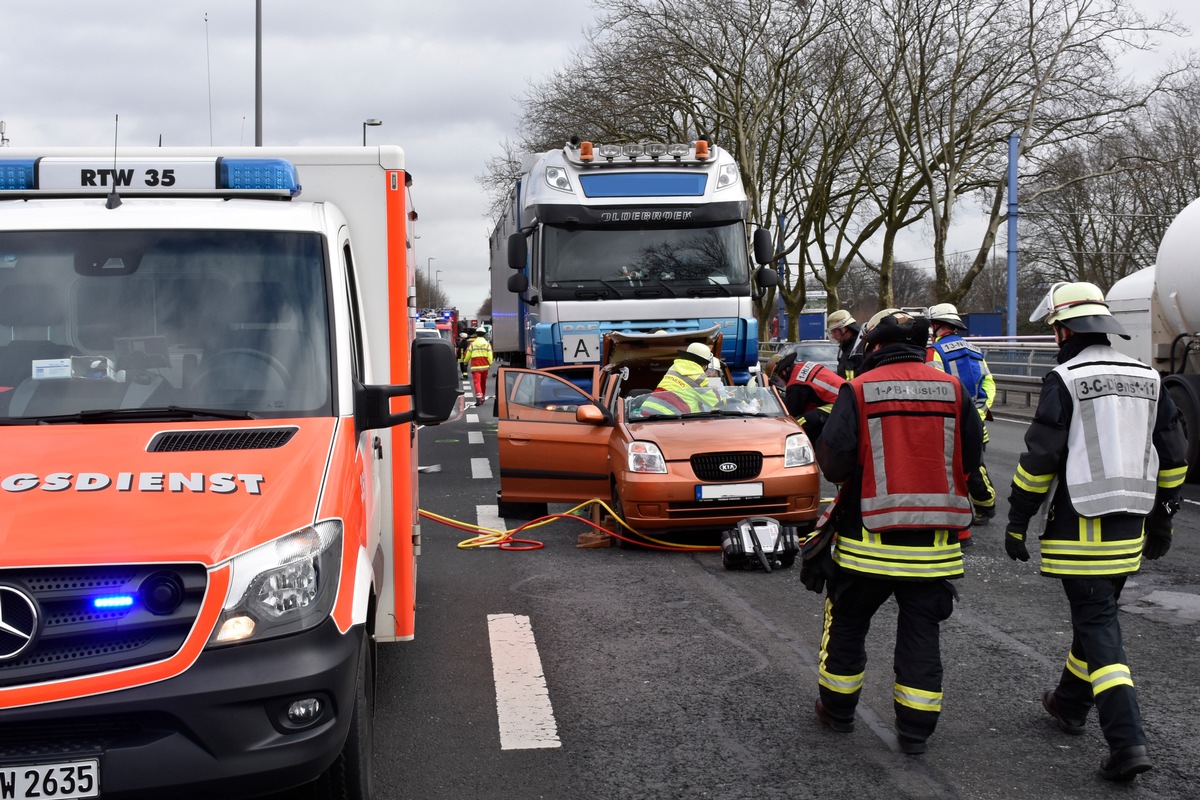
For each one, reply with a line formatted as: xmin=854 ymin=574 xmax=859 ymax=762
xmin=1 ymin=0 xmax=1197 ymax=317
xmin=0 ymin=0 xmax=597 ymax=317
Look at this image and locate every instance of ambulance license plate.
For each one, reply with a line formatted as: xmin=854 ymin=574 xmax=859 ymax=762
xmin=0 ymin=760 xmax=99 ymax=799
xmin=696 ymin=482 xmax=763 ymax=501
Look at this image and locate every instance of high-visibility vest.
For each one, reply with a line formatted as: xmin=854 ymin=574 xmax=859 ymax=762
xmin=929 ymin=334 xmax=990 ymax=411
xmin=1053 ymin=344 xmax=1159 ymax=517
xmin=464 ymin=337 xmax=492 ymax=371
xmin=785 ymin=360 xmax=844 ymax=410
xmin=833 ymin=362 xmax=972 ymax=579
xmin=640 ymin=358 xmax=716 ymax=415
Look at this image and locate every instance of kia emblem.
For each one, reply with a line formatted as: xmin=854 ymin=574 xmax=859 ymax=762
xmin=718 ymin=462 xmax=737 ymax=472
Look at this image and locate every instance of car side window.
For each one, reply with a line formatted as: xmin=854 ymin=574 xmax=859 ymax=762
xmin=505 ymin=371 xmax=590 ymax=419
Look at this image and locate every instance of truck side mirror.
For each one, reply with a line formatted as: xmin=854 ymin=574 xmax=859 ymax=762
xmin=507 ymin=272 xmax=529 ymax=293
xmin=753 ymin=227 xmax=775 ymax=266
xmin=755 ymin=267 xmax=778 ymax=289
xmin=507 ymin=233 xmax=528 ymax=270
xmin=355 ymin=338 xmax=463 ymax=431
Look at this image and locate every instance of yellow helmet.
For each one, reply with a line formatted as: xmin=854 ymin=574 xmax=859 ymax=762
xmin=1030 ymin=281 xmax=1129 ymax=338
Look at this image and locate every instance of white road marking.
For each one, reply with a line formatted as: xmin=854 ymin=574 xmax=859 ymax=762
xmin=471 ymin=457 xmax=493 ymax=480
xmin=469 ymin=430 xmax=484 ymax=445
xmin=487 ymin=613 xmax=561 ymax=750
xmin=477 ymin=504 xmax=505 ymax=535
xmin=466 ymin=413 xmax=479 ymax=424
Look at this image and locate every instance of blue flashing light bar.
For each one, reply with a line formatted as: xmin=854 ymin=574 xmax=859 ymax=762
xmin=0 ymin=156 xmax=300 ymax=197
xmin=0 ymin=159 xmax=36 ymax=190
xmin=92 ymin=594 xmax=136 ymax=609
xmin=218 ymin=158 xmax=301 ymax=195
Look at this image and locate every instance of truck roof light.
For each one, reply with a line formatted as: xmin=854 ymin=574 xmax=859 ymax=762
xmin=579 ymin=141 xmax=594 ymax=162
xmin=597 ymin=144 xmax=623 ymax=160
xmin=667 ymin=143 xmax=690 ymax=158
xmin=695 ymin=140 xmax=710 ymax=160
xmin=644 ymin=143 xmax=668 ymax=159
xmin=622 ymin=144 xmax=645 ymax=159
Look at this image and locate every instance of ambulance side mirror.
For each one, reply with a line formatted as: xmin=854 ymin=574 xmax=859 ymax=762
xmin=356 ymin=338 xmax=464 ymax=431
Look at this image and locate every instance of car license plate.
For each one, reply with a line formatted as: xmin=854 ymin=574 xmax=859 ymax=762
xmin=696 ymin=482 xmax=763 ymax=501
xmin=0 ymin=760 xmax=99 ymax=799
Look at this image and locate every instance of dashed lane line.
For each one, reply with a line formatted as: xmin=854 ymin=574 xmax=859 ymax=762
xmin=487 ymin=613 xmax=561 ymax=750
xmin=471 ymin=457 xmax=493 ymax=480
xmin=468 ymin=430 xmax=484 ymax=445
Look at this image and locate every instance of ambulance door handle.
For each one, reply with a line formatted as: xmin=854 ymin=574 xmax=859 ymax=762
xmin=373 ymin=436 xmax=383 ymax=459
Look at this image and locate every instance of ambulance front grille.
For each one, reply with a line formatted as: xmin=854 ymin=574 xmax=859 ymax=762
xmin=148 ymin=426 xmax=297 ymax=452
xmin=0 ymin=565 xmax=207 ymax=688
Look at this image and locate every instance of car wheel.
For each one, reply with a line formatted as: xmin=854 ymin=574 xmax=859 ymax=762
xmin=311 ymin=631 xmax=375 ymax=799
xmin=610 ymin=482 xmax=643 ymax=549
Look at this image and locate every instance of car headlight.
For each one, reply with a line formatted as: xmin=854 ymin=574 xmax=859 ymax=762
xmin=208 ymin=520 xmax=343 ymax=647
xmin=628 ymin=441 xmax=667 ymax=473
xmin=785 ymin=433 xmax=815 ymax=467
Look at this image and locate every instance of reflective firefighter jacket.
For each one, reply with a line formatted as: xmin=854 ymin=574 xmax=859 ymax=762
xmin=782 ymin=360 xmax=845 ymax=418
xmin=640 ymin=357 xmax=717 ymax=415
xmin=464 ymin=336 xmax=493 ymax=372
xmin=816 ymin=353 xmax=981 ymax=580
xmin=1008 ymin=339 xmax=1189 ymax=577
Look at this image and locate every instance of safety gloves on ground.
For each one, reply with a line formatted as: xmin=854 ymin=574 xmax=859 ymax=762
xmin=1004 ymin=529 xmax=1030 ymax=562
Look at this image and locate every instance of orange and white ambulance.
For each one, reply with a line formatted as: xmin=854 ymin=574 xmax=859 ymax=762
xmin=0 ymin=147 xmax=461 ymax=799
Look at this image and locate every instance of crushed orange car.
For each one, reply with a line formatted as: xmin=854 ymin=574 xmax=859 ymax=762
xmin=496 ymin=328 xmax=822 ymax=540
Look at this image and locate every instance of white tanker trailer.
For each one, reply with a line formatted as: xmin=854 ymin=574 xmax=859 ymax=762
xmin=1107 ymin=198 xmax=1200 ymax=477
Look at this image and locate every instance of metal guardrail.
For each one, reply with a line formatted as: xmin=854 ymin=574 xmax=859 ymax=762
xmin=757 ymin=337 xmax=1053 ymax=408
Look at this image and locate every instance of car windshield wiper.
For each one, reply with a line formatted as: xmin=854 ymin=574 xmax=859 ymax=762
xmin=12 ymin=405 xmax=260 ymax=424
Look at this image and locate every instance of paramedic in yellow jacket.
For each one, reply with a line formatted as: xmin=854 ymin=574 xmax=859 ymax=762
xmin=463 ymin=328 xmax=493 ymax=406
xmin=1006 ymin=282 xmax=1188 ymax=782
xmin=638 ymin=342 xmax=720 ymax=416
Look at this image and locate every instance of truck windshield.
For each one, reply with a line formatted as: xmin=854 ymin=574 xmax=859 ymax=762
xmin=0 ymin=230 xmax=331 ymax=421
xmin=540 ymin=221 xmax=750 ymax=295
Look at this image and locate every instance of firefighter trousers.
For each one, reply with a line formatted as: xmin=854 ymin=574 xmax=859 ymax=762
xmin=1051 ymin=576 xmax=1146 ymax=749
xmin=818 ymin=573 xmax=956 ymax=741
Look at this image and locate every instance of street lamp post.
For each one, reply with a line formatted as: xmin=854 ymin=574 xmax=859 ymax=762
xmin=426 ymin=256 xmax=436 ymax=307
xmin=362 ymin=118 xmax=382 ymax=146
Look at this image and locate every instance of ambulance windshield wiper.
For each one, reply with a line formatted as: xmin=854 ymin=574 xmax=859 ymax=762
xmin=30 ymin=405 xmax=260 ymax=424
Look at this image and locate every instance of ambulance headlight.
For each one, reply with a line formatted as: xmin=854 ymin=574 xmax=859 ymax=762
xmin=209 ymin=520 xmax=343 ymax=646
xmin=784 ymin=433 xmax=814 ymax=467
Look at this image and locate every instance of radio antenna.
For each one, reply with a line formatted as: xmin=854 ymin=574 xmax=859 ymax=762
xmin=106 ymin=114 xmax=122 ymax=210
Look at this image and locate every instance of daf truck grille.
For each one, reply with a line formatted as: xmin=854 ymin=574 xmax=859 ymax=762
xmin=691 ymin=451 xmax=763 ymax=481
xmin=0 ymin=565 xmax=207 ymax=687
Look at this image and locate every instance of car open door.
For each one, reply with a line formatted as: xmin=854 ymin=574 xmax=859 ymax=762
xmin=496 ymin=366 xmax=610 ymax=506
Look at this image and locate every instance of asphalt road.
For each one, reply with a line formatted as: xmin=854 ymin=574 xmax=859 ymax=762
xmin=277 ymin=397 xmax=1200 ymax=800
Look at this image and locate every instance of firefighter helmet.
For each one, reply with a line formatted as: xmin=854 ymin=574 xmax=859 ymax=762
xmin=826 ymin=309 xmax=855 ymax=332
xmin=927 ymin=302 xmax=966 ymax=330
xmin=1030 ymin=281 xmax=1129 ymax=338
xmin=862 ymin=308 xmax=929 ymax=347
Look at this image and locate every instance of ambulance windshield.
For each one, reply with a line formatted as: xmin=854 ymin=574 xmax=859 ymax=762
xmin=0 ymin=230 xmax=331 ymax=420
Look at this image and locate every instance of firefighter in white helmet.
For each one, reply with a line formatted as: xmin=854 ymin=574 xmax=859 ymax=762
xmin=1007 ymin=281 xmax=1188 ymax=781
xmin=811 ymin=308 xmax=983 ymax=755
xmin=925 ymin=302 xmax=998 ymax=538
xmin=826 ymin=309 xmax=864 ymax=379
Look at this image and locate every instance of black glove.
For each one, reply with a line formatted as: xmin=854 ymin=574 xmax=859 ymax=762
xmin=800 ymin=549 xmax=834 ymax=593
xmin=1143 ymin=513 xmax=1173 ymax=560
xmin=1005 ymin=530 xmax=1030 ymax=562
xmin=799 ymin=527 xmax=836 ymax=594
